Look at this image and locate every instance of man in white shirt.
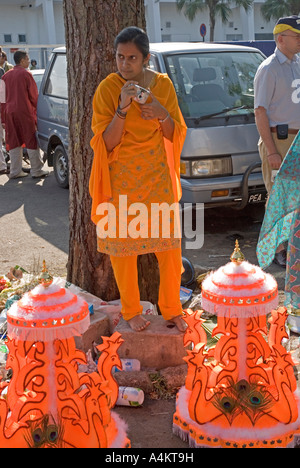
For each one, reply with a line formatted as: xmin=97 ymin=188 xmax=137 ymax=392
xmin=254 ymin=15 xmax=300 ymax=267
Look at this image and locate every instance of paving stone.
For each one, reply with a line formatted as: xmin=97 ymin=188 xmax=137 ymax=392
xmin=115 ymin=315 xmax=187 ymax=370
xmin=75 ymin=311 xmax=110 ymax=352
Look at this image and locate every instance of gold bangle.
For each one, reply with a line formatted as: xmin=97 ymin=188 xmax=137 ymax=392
xmin=158 ymin=112 xmax=169 ymax=123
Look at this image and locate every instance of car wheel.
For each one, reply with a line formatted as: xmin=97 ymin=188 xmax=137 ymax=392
xmin=53 ymin=145 xmax=69 ymax=188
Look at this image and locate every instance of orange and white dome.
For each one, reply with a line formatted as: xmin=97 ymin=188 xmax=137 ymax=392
xmin=201 ymin=242 xmax=278 ymax=317
xmin=7 ymin=272 xmax=90 ymax=342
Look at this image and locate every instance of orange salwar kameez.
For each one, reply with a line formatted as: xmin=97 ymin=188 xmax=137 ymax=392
xmin=89 ymin=72 xmax=187 ymax=321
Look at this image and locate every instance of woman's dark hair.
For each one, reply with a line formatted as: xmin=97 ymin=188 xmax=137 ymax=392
xmin=114 ymin=26 xmax=149 ymax=58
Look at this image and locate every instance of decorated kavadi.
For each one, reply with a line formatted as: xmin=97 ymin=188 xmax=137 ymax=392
xmin=0 ymin=262 xmax=130 ymax=448
xmin=173 ymin=242 xmax=300 ymax=448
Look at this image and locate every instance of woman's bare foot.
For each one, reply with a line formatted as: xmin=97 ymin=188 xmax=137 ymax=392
xmin=128 ymin=315 xmax=150 ymax=332
xmin=169 ymin=315 xmax=187 ymax=333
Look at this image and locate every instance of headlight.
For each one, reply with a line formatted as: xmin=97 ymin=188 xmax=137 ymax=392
xmin=190 ymin=157 xmax=232 ymax=178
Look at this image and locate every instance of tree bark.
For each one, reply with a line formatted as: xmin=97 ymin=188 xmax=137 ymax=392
xmin=209 ymin=11 xmax=215 ymax=42
xmin=63 ymin=0 xmax=159 ymax=304
xmin=208 ymin=0 xmax=218 ymax=42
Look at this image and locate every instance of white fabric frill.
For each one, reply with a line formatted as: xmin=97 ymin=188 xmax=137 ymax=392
xmin=201 ymin=260 xmax=278 ymax=317
xmin=173 ymin=386 xmax=300 ymax=448
xmin=7 ymin=313 xmax=90 ymax=343
xmin=6 ymin=279 xmax=90 ymax=342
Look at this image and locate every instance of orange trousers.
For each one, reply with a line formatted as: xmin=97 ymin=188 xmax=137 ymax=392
xmin=110 ymin=248 xmax=183 ymax=321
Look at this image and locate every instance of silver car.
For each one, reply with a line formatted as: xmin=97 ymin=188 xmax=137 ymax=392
xmin=37 ymin=43 xmax=266 ymax=207
xmin=36 ymin=48 xmax=69 ymax=188
xmin=31 ymin=69 xmax=45 ymax=93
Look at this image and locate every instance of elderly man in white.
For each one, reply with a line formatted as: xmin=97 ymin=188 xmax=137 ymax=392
xmin=254 ymin=15 xmax=300 ymax=268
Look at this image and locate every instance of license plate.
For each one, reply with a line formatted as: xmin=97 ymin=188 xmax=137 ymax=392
xmin=248 ymin=193 xmax=266 ymax=203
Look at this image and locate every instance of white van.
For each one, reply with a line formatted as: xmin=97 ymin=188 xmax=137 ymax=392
xmin=149 ymin=42 xmax=266 ymax=208
xmin=37 ymin=43 xmax=266 ymax=208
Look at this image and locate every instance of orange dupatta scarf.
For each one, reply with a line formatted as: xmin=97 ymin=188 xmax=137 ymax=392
xmin=89 ymin=72 xmax=187 ymax=226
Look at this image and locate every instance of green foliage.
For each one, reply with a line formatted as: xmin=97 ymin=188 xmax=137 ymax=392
xmin=176 ymin=0 xmax=255 ymax=40
xmin=261 ymin=0 xmax=300 ymax=22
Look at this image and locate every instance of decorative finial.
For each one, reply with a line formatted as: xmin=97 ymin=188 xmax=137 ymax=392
xmin=38 ymin=260 xmax=53 ymax=287
xmin=230 ymin=240 xmax=245 ymax=264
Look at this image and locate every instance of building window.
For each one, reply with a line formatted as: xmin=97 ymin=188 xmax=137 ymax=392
xmin=255 ymin=33 xmax=274 ymax=40
xmin=18 ymin=34 xmax=27 ymax=43
xmin=226 ymin=34 xmax=243 ymax=41
xmin=4 ymin=34 xmax=12 ymax=43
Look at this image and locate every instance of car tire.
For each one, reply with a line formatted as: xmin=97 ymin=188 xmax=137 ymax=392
xmin=53 ymin=145 xmax=69 ymax=189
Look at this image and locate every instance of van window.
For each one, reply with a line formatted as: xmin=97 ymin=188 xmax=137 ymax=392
xmin=165 ymin=51 xmax=264 ymax=126
xmin=45 ymin=54 xmax=68 ymax=99
xmin=149 ymin=54 xmax=159 ymax=72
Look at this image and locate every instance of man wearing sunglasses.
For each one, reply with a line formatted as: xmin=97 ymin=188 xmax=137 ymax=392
xmin=254 ymin=16 xmax=300 ymax=268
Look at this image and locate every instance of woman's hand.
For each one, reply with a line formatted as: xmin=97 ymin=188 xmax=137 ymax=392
xmin=140 ymin=94 xmax=174 ymax=141
xmin=140 ymin=94 xmax=168 ymax=121
xmin=119 ymin=81 xmax=138 ymax=110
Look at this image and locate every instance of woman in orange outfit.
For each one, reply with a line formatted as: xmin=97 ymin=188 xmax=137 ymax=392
xmin=89 ymin=27 xmax=187 ymax=332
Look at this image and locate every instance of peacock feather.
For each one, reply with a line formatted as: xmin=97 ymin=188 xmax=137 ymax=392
xmin=238 ymin=382 xmax=274 ymax=425
xmin=212 ymin=381 xmax=242 ymax=424
xmin=24 ymin=414 xmax=65 ymax=448
xmin=212 ymin=379 xmax=274 ymax=425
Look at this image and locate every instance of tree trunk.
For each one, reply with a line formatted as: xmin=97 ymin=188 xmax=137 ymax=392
xmin=209 ymin=2 xmax=216 ymax=42
xmin=209 ymin=16 xmax=215 ymax=42
xmin=291 ymin=0 xmax=300 ymax=15
xmin=63 ymin=0 xmax=159 ymax=304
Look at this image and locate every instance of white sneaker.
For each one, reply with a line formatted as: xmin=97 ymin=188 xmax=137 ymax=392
xmin=32 ymin=170 xmax=49 ymax=179
xmin=9 ymin=171 xmax=28 ymax=179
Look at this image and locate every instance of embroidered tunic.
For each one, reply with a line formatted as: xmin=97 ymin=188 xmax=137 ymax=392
xmin=89 ymin=72 xmax=187 ymax=257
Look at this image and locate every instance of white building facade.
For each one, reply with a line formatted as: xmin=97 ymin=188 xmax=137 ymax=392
xmin=0 ymin=0 xmax=64 ymax=66
xmin=0 ymin=0 xmax=64 ymax=47
xmin=0 ymin=0 xmax=279 ymax=65
xmin=145 ymin=0 xmax=275 ymax=42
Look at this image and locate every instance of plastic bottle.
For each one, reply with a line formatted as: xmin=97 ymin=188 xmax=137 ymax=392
xmin=113 ymin=358 xmax=141 ymax=373
xmin=282 ymin=321 xmax=290 ymax=352
xmin=116 ymin=386 xmax=144 ymax=407
xmin=0 ymin=344 xmax=8 ymax=380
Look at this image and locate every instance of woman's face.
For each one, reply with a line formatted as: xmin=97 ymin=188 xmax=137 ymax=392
xmin=116 ymin=42 xmax=149 ymax=81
